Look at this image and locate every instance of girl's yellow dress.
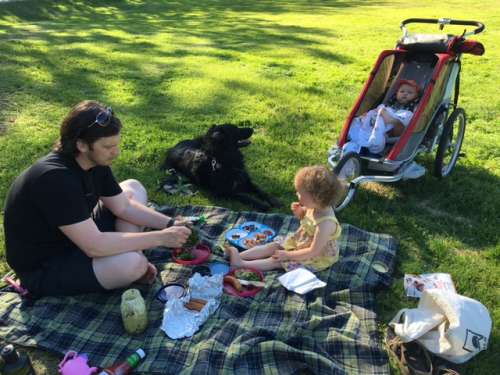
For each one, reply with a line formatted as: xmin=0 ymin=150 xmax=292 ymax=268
xmin=281 ymin=211 xmax=341 ymax=272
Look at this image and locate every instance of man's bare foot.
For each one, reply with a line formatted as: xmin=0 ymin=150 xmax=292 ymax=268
xmin=137 ymin=262 xmax=157 ymax=285
xmin=223 ymin=244 xmax=244 ymax=268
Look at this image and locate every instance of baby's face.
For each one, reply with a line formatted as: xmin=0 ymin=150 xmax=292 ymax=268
xmin=396 ymin=84 xmax=418 ymax=105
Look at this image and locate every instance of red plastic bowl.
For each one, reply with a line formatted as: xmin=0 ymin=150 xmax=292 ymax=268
xmin=224 ymin=267 xmax=265 ymax=297
xmin=172 ymin=244 xmax=211 ymax=265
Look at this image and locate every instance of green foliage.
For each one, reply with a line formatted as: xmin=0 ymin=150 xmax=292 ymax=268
xmin=184 ymin=230 xmax=200 ymax=249
xmin=0 ymin=0 xmax=499 ymax=373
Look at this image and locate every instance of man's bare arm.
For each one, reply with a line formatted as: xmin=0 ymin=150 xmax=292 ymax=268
xmin=60 ymin=218 xmax=191 ymax=258
xmin=100 ymin=192 xmax=177 ymax=229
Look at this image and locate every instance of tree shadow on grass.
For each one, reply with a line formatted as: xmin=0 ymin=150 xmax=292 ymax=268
xmin=0 ymin=1 xmax=355 ymax=131
xmin=0 ymin=0 xmax=385 ymax=21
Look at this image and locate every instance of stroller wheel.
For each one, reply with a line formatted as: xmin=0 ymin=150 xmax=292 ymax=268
xmin=434 ymin=108 xmax=466 ymax=178
xmin=333 ymin=152 xmax=361 ymax=211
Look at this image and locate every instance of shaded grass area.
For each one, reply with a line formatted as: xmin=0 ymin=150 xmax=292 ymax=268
xmin=1 ymin=0 xmax=499 ymax=373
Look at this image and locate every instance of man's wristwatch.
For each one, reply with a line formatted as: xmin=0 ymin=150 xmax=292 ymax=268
xmin=166 ymin=217 xmax=175 ymax=228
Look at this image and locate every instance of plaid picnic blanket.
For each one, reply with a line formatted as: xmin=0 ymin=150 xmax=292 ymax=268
xmin=0 ymin=205 xmax=397 ymax=374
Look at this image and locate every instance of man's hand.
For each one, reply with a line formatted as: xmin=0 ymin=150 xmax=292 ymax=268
xmin=173 ymin=215 xmax=190 ymax=226
xmin=158 ymin=225 xmax=191 ymax=248
xmin=291 ymin=202 xmax=305 ymax=219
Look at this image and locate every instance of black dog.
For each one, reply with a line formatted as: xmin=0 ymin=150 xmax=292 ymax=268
xmin=162 ymin=124 xmax=281 ymax=211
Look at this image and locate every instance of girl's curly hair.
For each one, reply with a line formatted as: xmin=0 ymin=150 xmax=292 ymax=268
xmin=294 ymin=165 xmax=342 ymax=207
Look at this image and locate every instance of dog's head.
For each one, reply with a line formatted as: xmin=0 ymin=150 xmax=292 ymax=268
xmin=205 ymin=124 xmax=253 ymax=150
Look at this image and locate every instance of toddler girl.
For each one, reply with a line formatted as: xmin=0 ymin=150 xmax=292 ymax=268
xmin=224 ymin=165 xmax=342 ymax=272
xmin=342 ymin=79 xmax=420 ymax=155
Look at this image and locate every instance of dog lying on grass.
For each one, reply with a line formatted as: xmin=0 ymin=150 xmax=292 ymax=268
xmin=162 ymin=123 xmax=281 ymax=211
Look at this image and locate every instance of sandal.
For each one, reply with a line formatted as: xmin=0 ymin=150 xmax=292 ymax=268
xmin=435 ymin=367 xmax=460 ymax=375
xmin=432 ymin=354 xmax=464 ymax=375
xmin=386 ymin=326 xmax=433 ymax=375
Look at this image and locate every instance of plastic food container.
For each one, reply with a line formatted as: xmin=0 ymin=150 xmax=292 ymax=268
xmin=223 ymin=267 xmax=265 ymax=297
xmin=172 ymin=244 xmax=211 ymax=265
xmin=155 ymin=283 xmax=186 ymax=303
xmin=225 ymin=221 xmax=276 ymax=250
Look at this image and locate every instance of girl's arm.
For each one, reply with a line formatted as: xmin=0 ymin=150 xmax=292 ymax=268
xmin=273 ymin=220 xmax=337 ymax=261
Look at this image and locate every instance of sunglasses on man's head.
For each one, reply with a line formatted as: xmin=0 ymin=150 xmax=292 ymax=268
xmin=88 ymin=107 xmax=113 ymax=129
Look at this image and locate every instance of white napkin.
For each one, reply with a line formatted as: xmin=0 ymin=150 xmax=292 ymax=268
xmin=278 ymin=268 xmax=326 ymax=294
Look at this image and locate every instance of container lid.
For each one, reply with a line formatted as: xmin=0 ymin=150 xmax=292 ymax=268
xmin=135 ymin=348 xmax=146 ymax=359
xmin=1 ymin=344 xmax=19 ymax=363
xmin=155 ymin=283 xmax=186 ymax=303
xmin=208 ymin=262 xmax=230 ymax=276
xmin=372 ymin=261 xmax=389 ymax=273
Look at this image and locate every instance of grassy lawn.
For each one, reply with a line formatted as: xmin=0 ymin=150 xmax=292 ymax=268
xmin=0 ymin=0 xmax=498 ymax=373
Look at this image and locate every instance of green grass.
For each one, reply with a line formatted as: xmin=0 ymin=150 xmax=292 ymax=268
xmin=1 ymin=0 xmax=499 ymax=373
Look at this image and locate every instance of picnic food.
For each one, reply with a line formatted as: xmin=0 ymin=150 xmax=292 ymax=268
xmin=184 ymin=215 xmax=206 ymax=248
xmin=184 ymin=231 xmax=199 ymax=249
xmin=223 ymin=275 xmax=242 ymax=291
xmin=255 ymin=233 xmax=267 ymax=242
xmin=177 ymin=249 xmax=195 ymax=260
xmin=243 ymin=224 xmax=257 ymax=232
xmin=243 ymin=238 xmax=258 ymax=248
xmin=184 ymin=298 xmax=207 ymax=311
xmin=234 ymin=270 xmax=260 ymax=281
xmin=225 ymin=221 xmax=276 ymax=250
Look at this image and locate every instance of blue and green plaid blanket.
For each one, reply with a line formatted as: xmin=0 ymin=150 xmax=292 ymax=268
xmin=0 ymin=205 xmax=397 ymax=374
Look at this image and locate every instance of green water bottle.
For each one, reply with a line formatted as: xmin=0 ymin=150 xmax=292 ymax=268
xmin=0 ymin=344 xmax=35 ymax=375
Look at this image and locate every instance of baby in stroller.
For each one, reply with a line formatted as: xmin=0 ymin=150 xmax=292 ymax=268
xmin=342 ymin=79 xmax=420 ymax=155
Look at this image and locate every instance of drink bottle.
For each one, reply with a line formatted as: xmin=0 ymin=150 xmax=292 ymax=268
xmin=97 ymin=349 xmax=145 ymax=375
xmin=0 ymin=344 xmax=36 ymax=375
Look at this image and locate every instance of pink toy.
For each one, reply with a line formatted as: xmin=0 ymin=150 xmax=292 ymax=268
xmin=58 ymin=351 xmax=99 ymax=375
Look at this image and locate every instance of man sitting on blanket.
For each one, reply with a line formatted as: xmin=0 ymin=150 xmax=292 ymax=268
xmin=3 ymin=100 xmax=191 ymax=297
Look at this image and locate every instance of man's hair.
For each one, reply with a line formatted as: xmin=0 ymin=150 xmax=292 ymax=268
xmin=294 ymin=165 xmax=342 ymax=207
xmin=53 ymin=100 xmax=122 ymax=156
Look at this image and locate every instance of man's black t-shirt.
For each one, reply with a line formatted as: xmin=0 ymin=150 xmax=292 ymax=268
xmin=4 ymin=152 xmax=122 ymax=273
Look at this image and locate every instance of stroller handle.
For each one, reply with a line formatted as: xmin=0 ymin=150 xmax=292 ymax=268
xmin=401 ymin=18 xmax=485 ymax=37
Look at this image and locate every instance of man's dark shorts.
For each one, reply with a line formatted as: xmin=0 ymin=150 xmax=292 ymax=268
xmin=19 ymin=203 xmax=116 ymax=298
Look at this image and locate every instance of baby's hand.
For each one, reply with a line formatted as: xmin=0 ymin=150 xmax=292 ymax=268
xmin=272 ymin=250 xmax=288 ymax=262
xmin=291 ymin=202 xmax=304 ymax=218
xmin=379 ymin=107 xmax=395 ymax=123
xmin=378 ymin=106 xmax=388 ymax=116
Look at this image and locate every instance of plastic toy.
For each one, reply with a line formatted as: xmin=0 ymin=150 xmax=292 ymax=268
xmin=58 ymin=351 xmax=99 ymax=375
